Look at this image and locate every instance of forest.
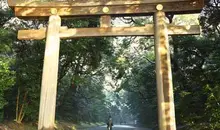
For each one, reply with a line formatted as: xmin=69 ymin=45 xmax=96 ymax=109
xmin=0 ymin=0 xmax=220 ymax=130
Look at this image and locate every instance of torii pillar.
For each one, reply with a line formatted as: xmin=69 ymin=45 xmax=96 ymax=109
xmin=38 ymin=14 xmax=61 ymax=130
xmin=154 ymin=5 xmax=176 ymax=130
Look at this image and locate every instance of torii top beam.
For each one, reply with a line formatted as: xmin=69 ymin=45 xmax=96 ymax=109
xmin=8 ymin=0 xmax=204 ymax=18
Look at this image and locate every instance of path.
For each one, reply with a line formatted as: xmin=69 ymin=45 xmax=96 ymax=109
xmin=88 ymin=124 xmax=152 ymax=130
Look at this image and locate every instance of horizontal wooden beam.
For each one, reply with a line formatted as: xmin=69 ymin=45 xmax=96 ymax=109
xmin=17 ymin=25 xmax=200 ymax=40
xmin=10 ymin=0 xmax=204 ymax=17
xmin=8 ymin=0 xmax=192 ymax=7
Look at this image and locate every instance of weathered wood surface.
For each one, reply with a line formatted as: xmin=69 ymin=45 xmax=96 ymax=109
xmin=7 ymin=0 xmax=194 ymax=7
xmin=38 ymin=15 xmax=61 ymax=130
xmin=17 ymin=25 xmax=200 ymax=40
xmin=8 ymin=0 xmax=204 ymax=17
xmin=154 ymin=10 xmax=176 ymax=130
xmin=100 ymin=15 xmax=111 ymax=27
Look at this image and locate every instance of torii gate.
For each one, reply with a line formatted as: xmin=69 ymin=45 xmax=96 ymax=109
xmin=8 ymin=0 xmax=204 ymax=130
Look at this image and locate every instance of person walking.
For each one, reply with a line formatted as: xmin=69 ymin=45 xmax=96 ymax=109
xmin=107 ymin=116 xmax=113 ymax=130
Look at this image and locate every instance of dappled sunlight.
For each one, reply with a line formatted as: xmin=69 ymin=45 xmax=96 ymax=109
xmin=154 ymin=10 xmax=176 ymax=130
xmin=7 ymin=0 xmax=199 ymax=7
xmin=18 ymin=24 xmax=200 ymax=40
xmin=8 ymin=0 xmax=204 ymax=17
xmin=168 ymin=24 xmax=200 ymax=35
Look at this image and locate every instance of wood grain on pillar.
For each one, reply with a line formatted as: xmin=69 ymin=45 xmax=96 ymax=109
xmin=154 ymin=9 xmax=176 ymax=130
xmin=38 ymin=15 xmax=61 ymax=130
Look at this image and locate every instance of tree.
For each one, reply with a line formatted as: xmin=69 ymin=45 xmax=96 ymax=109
xmin=0 ymin=28 xmax=15 ymax=122
xmin=171 ymin=36 xmax=220 ymax=129
xmin=200 ymin=0 xmax=220 ymax=36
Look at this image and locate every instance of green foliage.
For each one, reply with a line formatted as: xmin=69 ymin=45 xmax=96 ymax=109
xmin=121 ymin=61 xmax=157 ymax=127
xmin=0 ymin=0 xmax=219 ymax=128
xmin=200 ymin=0 xmax=220 ymax=37
xmin=171 ymin=36 xmax=220 ymax=129
xmin=57 ymin=74 xmax=109 ymax=122
xmin=0 ymin=28 xmax=15 ymax=121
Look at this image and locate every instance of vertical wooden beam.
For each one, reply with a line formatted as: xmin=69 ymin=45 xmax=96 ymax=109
xmin=100 ymin=15 xmax=111 ymax=27
xmin=154 ymin=4 xmax=176 ymax=130
xmin=38 ymin=15 xmax=61 ymax=130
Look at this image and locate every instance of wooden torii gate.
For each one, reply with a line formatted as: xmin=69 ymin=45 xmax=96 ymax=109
xmin=8 ymin=0 xmax=204 ymax=130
